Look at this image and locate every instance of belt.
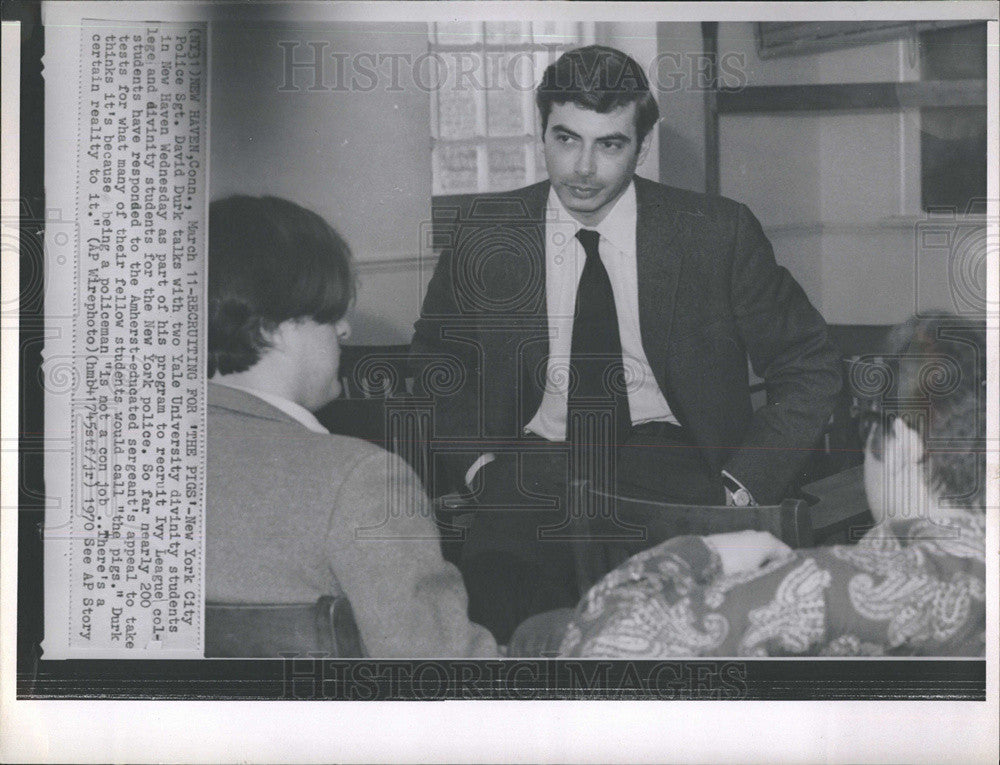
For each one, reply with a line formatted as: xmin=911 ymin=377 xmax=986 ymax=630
xmin=629 ymin=420 xmax=691 ymax=443
xmin=520 ymin=420 xmax=690 ymax=444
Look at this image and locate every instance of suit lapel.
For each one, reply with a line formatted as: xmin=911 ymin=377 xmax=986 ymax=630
xmin=520 ymin=180 xmax=549 ymax=319
xmin=635 ymin=177 xmax=684 ymax=388
xmin=512 ymin=179 xmax=688 ymax=425
xmin=512 ymin=182 xmax=550 ymax=421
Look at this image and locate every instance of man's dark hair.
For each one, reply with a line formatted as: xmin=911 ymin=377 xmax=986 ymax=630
xmin=869 ymin=312 xmax=986 ymax=509
xmin=208 ymin=195 xmax=354 ymax=376
xmin=536 ymin=45 xmax=660 ymax=142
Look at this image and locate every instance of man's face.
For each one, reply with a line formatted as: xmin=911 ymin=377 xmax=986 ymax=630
xmin=277 ymin=317 xmax=350 ymax=411
xmin=542 ymin=101 xmax=652 ymax=226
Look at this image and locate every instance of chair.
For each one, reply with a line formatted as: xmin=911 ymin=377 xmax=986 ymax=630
xmin=800 ymin=464 xmax=874 ymax=545
xmin=315 ymin=343 xmax=432 ymax=488
xmin=315 ymin=343 xmax=465 ymax=557
xmin=337 ymin=343 xmax=414 ymax=399
xmin=567 ymin=486 xmax=814 ymax=597
xmin=316 ymin=343 xmax=413 ymax=445
xmin=789 ymin=324 xmax=895 ymax=485
xmin=204 ymin=596 xmax=365 ymax=658
xmin=826 ymin=324 xmax=894 ymax=361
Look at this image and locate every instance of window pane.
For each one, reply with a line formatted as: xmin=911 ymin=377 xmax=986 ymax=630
xmin=487 ymin=143 xmax=527 ymax=191
xmin=435 ymin=22 xmax=480 ymax=47
xmin=486 ymin=53 xmax=529 ymax=136
xmin=487 ymin=88 xmax=524 ymax=136
xmin=438 ymin=53 xmax=481 ymax=139
xmin=920 ymin=23 xmax=986 ymax=80
xmin=533 ymin=49 xmax=559 ymax=86
xmin=919 ymin=23 xmax=987 ymax=212
xmin=921 ymin=107 xmax=987 ymax=211
xmin=533 ymin=21 xmax=580 ymax=45
xmin=530 ymin=90 xmax=544 ymax=135
xmin=485 ymin=21 xmax=527 ymax=45
xmin=429 ymin=21 xmax=584 ymax=197
xmin=435 ymin=145 xmax=478 ymax=192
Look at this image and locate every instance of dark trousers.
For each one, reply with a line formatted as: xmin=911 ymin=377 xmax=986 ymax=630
xmin=459 ymin=422 xmax=724 ymax=643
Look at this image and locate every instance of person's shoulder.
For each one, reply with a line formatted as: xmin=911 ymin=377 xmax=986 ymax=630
xmin=433 ymin=181 xmax=549 ymax=223
xmin=258 ymin=417 xmax=412 ymax=492
xmin=277 ymin=426 xmax=398 ymax=475
xmin=335 ymin=430 xmax=395 ymax=460
xmin=208 ymin=384 xmax=391 ymax=468
xmin=634 ymin=176 xmax=744 ymax=220
xmin=469 ymin=180 xmax=548 ymax=204
xmin=318 ymin=435 xmax=426 ymax=510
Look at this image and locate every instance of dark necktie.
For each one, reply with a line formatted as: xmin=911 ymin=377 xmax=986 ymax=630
xmin=568 ymin=228 xmax=631 ymax=446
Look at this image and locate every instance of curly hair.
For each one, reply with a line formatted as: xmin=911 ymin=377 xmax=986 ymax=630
xmin=871 ymin=312 xmax=986 ymax=509
xmin=207 ymin=195 xmax=354 ymax=377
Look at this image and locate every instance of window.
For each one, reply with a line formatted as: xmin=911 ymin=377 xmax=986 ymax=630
xmin=919 ymin=22 xmax=987 ymax=213
xmin=429 ymin=21 xmax=595 ymax=195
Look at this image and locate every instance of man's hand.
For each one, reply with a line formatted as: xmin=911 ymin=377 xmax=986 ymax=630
xmin=703 ymin=530 xmax=792 ymax=576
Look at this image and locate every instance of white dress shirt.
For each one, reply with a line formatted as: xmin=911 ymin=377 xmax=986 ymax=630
xmin=465 ymin=182 xmax=679 ymax=488
xmin=464 ymin=182 xmax=754 ymax=504
xmin=524 ymin=181 xmax=678 ymax=441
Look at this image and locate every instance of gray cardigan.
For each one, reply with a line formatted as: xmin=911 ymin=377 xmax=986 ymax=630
xmin=206 ymin=382 xmax=497 ymax=657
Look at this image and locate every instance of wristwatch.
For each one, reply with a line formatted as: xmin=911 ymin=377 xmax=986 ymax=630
xmin=721 ymin=471 xmax=756 ymax=507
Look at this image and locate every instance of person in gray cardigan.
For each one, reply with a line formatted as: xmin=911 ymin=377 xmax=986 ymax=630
xmin=206 ymin=195 xmax=496 ymax=658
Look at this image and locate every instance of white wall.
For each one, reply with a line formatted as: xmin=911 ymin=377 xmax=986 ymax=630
xmin=210 ymin=20 xmax=979 ymax=339
xmin=601 ymin=23 xmax=660 ymax=183
xmin=715 ymin=22 xmax=948 ymax=325
xmin=211 ymin=22 xmax=432 ymax=343
xmin=654 ymin=23 xmax=708 ymax=193
xmin=211 ymin=22 xmax=668 ymax=344
xmin=716 ymin=25 xmax=919 ymax=86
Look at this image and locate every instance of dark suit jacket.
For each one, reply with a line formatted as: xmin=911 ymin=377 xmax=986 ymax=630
xmin=412 ymin=176 xmax=841 ymax=505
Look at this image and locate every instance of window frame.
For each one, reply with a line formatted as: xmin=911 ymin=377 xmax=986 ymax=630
xmin=429 ymin=21 xmax=596 ymax=195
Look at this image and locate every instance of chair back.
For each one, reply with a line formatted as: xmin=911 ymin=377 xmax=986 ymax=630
xmin=570 ymin=488 xmax=814 ymax=597
xmin=785 ymin=324 xmax=895 ymax=485
xmin=337 ymin=343 xmax=414 ymax=399
xmin=315 ymin=343 xmax=432 ymax=492
xmin=204 ymin=596 xmax=365 ymax=658
xmin=820 ymin=324 xmax=896 ymax=476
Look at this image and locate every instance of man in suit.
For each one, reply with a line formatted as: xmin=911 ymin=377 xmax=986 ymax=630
xmin=412 ymin=46 xmax=842 ymax=641
xmin=207 ymin=195 xmax=496 ymax=657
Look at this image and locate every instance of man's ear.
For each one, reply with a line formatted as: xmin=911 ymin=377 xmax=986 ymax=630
xmin=259 ymin=320 xmax=289 ymax=353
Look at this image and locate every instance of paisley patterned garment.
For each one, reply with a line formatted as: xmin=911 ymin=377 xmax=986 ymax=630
xmin=558 ymin=514 xmax=985 ymax=657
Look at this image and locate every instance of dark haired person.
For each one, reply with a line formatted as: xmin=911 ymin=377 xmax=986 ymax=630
xmin=559 ymin=314 xmax=986 ymax=657
xmin=413 ymin=45 xmax=842 ymax=641
xmin=207 ymin=195 xmax=496 ymax=657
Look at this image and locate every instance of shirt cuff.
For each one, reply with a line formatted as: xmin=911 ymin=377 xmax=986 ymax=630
xmin=721 ymin=469 xmax=757 ymax=506
xmin=464 ymin=453 xmax=496 ymax=489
